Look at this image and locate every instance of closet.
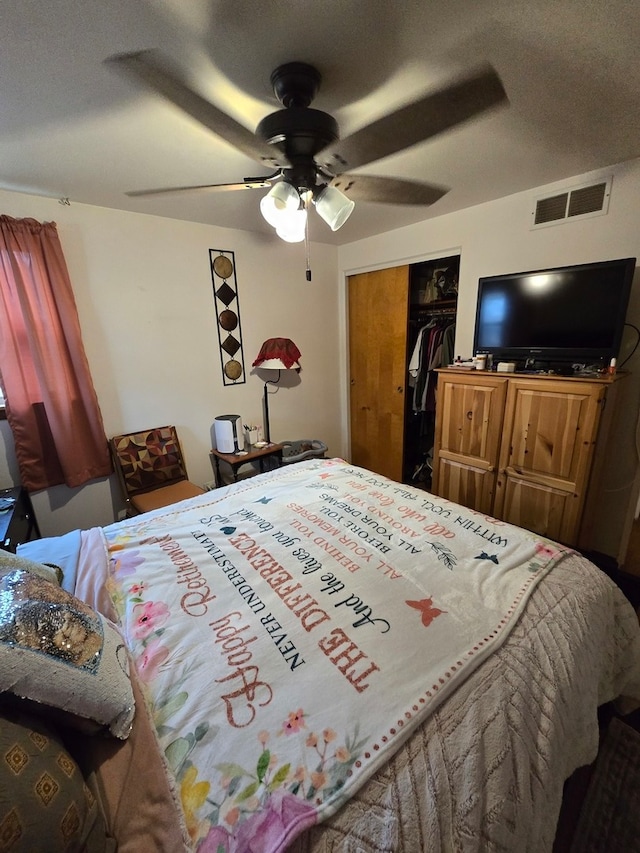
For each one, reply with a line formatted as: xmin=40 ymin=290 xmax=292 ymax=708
xmin=348 ymin=254 xmax=459 ymax=484
xmin=403 ymin=257 xmax=459 ymax=487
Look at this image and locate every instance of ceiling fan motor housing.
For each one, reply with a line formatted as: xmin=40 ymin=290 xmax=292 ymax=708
xmin=257 ymin=107 xmax=338 ymax=151
xmin=258 ymin=106 xmax=338 ymax=153
xmin=256 ymin=62 xmax=339 ymax=190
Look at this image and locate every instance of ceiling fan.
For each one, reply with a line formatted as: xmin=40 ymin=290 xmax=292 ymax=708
xmin=105 ymin=50 xmax=508 ymax=240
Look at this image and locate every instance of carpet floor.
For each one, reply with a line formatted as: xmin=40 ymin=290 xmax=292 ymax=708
xmin=569 ymin=716 xmax=640 ymax=852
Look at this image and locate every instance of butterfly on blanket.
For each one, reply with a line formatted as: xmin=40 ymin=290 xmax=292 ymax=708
xmin=405 ymin=597 xmax=447 ymax=627
xmin=475 ymin=552 xmax=500 ymax=564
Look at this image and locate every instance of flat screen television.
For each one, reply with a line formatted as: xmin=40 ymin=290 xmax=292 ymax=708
xmin=473 ymin=257 xmax=636 ymax=371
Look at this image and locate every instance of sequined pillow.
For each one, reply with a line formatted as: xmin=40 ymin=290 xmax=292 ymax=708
xmin=0 ymin=568 xmax=134 ymax=739
xmin=0 ymin=703 xmax=111 ymax=852
xmin=0 ymin=550 xmax=63 ymax=586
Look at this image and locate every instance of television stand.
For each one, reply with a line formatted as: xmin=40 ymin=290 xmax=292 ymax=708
xmin=432 ymin=368 xmax=626 ymax=548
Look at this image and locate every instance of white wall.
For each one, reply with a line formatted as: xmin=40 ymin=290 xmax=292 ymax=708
xmin=0 ymin=191 xmax=340 ymax=536
xmin=338 ymin=158 xmax=640 ymax=563
xmin=3 ymin=158 xmax=640 ymax=560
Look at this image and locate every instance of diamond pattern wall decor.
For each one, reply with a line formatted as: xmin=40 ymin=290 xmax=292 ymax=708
xmin=210 ymin=249 xmax=246 ymax=386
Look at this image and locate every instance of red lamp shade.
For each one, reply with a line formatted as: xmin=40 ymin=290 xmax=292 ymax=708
xmin=253 ymin=338 xmax=301 ymax=370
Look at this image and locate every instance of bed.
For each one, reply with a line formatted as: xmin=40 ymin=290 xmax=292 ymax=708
xmin=4 ymin=457 xmax=640 ymax=853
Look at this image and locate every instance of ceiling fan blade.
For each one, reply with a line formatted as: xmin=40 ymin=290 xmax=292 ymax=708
xmin=105 ymin=50 xmax=288 ymax=170
xmin=319 ymin=64 xmax=507 ymax=174
xmin=126 ymin=177 xmax=276 ymax=198
xmin=330 ymin=174 xmax=448 ymax=205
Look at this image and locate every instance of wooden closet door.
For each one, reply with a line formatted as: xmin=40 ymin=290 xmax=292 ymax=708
xmin=348 ymin=266 xmax=409 ymax=481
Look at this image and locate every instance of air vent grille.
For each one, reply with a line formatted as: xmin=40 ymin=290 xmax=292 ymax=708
xmin=534 ymin=193 xmax=568 ymax=225
xmin=531 ymin=177 xmax=611 ymax=229
xmin=567 ymin=182 xmax=607 ymax=217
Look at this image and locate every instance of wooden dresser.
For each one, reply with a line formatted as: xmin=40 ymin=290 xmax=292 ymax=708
xmin=431 ymin=369 xmax=625 ymax=548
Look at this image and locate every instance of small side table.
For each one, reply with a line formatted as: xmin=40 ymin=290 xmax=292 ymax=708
xmin=210 ymin=443 xmax=285 ymax=487
xmin=0 ymin=486 xmax=41 ymax=553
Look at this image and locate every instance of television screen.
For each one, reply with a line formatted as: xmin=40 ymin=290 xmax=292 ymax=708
xmin=473 ymin=257 xmax=636 ymax=369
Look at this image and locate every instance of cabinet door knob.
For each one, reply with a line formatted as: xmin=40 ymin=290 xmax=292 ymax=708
xmin=397 ymin=386 xmax=403 ymax=394
xmin=466 ymin=410 xmax=473 ymax=420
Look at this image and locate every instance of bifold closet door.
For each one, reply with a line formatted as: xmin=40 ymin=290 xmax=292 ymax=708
xmin=348 ymin=266 xmax=409 ymax=482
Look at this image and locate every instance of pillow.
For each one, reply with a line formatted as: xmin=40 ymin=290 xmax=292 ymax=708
xmin=0 ymin=565 xmax=135 ymax=739
xmin=0 ymin=703 xmax=112 ymax=852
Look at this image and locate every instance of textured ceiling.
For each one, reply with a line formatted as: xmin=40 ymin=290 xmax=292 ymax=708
xmin=1 ymin=0 xmax=639 ymax=245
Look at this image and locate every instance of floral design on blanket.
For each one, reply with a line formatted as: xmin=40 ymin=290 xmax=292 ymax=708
xmin=104 ymin=459 xmax=569 ymax=852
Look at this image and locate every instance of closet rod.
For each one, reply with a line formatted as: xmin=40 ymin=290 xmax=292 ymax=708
xmin=411 ymin=307 xmax=457 ymax=320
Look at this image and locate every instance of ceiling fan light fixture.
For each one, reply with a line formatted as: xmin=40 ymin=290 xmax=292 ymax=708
xmin=275 ymin=208 xmax=307 ymax=243
xmin=108 ymin=53 xmax=508 ymax=246
xmin=260 ymin=181 xmax=301 ymax=228
xmin=314 ymin=185 xmax=355 ymax=231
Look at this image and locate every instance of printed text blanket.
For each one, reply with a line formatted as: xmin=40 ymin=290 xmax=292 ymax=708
xmin=103 ymin=459 xmax=568 ymax=852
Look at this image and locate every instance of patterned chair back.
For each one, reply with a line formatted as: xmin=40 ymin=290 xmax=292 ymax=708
xmin=110 ymin=426 xmax=188 ymax=499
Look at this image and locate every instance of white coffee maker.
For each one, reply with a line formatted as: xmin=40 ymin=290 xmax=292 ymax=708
xmin=214 ymin=414 xmax=243 ymax=454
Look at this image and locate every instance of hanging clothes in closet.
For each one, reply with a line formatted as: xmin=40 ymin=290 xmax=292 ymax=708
xmin=408 ymin=315 xmax=456 ymax=413
xmin=405 ymin=312 xmax=455 ymax=488
xmin=402 ymin=254 xmax=460 ymax=489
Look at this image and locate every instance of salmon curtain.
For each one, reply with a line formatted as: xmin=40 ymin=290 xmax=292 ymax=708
xmin=0 ymin=215 xmax=112 ymax=491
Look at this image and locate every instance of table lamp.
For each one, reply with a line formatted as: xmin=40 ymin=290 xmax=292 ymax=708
xmin=252 ymin=338 xmax=301 ymax=443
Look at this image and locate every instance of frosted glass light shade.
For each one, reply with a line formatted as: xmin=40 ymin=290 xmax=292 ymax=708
xmin=314 ymin=185 xmax=355 ymax=231
xmin=276 ymin=208 xmax=307 ymax=243
xmin=260 ymin=182 xmax=301 ymax=227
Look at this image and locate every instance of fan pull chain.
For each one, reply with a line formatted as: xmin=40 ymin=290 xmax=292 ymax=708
xmin=305 ymin=195 xmax=312 ymax=281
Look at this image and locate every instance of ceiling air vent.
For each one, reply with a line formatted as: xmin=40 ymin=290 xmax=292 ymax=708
xmin=531 ymin=177 xmax=611 ymax=229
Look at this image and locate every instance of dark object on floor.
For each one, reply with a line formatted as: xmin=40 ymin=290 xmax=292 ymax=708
xmin=570 ymin=717 xmax=640 ymax=852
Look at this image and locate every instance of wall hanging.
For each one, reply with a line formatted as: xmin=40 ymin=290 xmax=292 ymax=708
xmin=209 ymin=249 xmax=246 ymax=386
